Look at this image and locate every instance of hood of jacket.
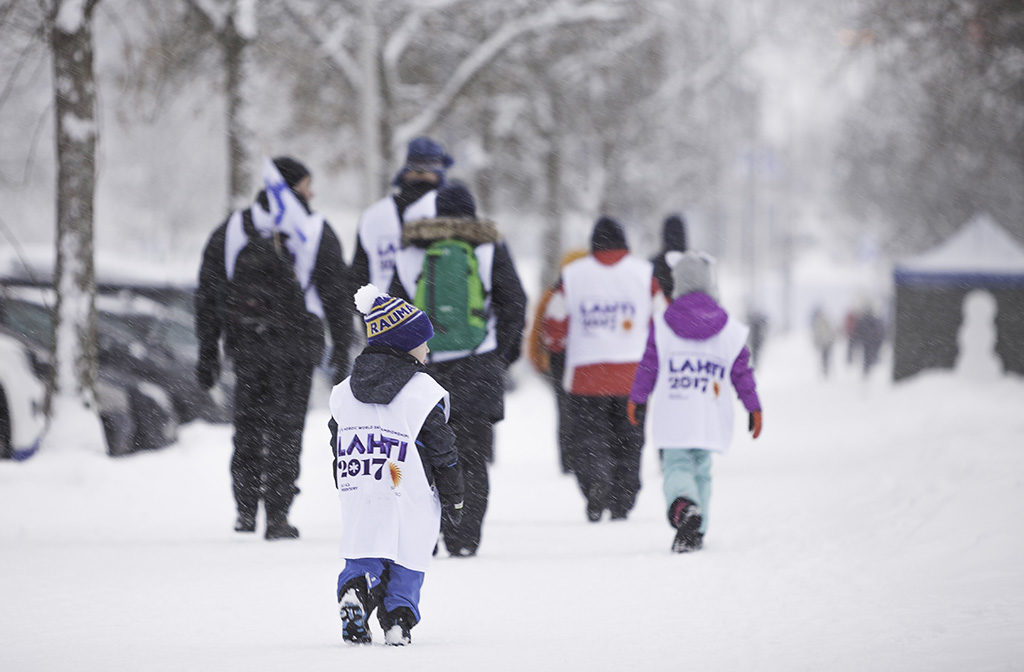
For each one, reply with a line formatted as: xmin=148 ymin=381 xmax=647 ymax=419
xmin=664 ymin=292 xmax=728 ymax=340
xmin=401 ymin=216 xmax=500 ymax=247
xmin=349 ymin=345 xmax=427 ymax=404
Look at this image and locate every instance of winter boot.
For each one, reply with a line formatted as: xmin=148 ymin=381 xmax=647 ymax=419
xmin=338 ymin=580 xmax=374 ymax=644
xmin=234 ymin=511 xmax=256 ymax=533
xmin=586 ymin=482 xmax=608 ymax=523
xmin=265 ymin=512 xmax=299 ymax=540
xmin=668 ymin=497 xmax=703 ymax=553
xmin=380 ymin=607 xmax=415 ymax=646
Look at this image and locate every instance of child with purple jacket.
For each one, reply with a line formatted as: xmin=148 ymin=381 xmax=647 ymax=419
xmin=628 ymin=252 xmax=763 ymax=552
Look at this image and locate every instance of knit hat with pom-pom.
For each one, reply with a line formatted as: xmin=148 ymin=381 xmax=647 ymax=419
xmin=353 ymin=284 xmax=434 ymax=352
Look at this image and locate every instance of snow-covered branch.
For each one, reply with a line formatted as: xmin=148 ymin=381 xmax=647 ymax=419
xmin=282 ymin=3 xmax=361 ymax=95
xmin=381 ymin=0 xmax=467 ymax=89
xmin=184 ymin=0 xmax=229 ymax=32
xmin=53 ymin=0 xmax=98 ymax=33
xmin=391 ymin=0 xmax=626 ymax=151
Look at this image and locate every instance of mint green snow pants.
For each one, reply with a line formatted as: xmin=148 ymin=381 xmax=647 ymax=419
xmin=661 ymin=448 xmax=712 ymax=534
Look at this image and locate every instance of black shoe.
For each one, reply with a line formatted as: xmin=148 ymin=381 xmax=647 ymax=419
xmin=234 ymin=513 xmax=256 ymax=533
xmin=586 ymin=483 xmax=607 ymax=522
xmin=339 ymin=586 xmax=372 ymax=644
xmin=609 ymin=508 xmax=629 ymax=521
xmin=381 ymin=607 xmax=415 ymax=646
xmin=672 ymin=529 xmax=704 ymax=553
xmin=265 ymin=514 xmax=299 ymax=540
xmin=449 ymin=546 xmax=477 ymax=558
xmin=668 ymin=497 xmax=703 ymax=553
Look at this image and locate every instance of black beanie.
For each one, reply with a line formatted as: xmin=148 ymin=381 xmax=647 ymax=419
xmin=590 ymin=216 xmax=628 ymax=252
xmin=272 ymin=156 xmax=311 ymax=189
xmin=435 ymin=183 xmax=476 ymax=218
xmin=662 ymin=213 xmax=687 ymax=252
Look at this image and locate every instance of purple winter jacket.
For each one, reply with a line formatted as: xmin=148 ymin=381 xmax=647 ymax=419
xmin=630 ymin=292 xmax=761 ymax=412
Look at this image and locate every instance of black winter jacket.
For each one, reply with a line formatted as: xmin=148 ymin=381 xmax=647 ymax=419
xmin=195 ymin=194 xmax=354 ymax=380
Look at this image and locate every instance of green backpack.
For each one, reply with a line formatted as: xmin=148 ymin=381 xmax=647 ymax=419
xmin=414 ymin=238 xmax=488 ymax=352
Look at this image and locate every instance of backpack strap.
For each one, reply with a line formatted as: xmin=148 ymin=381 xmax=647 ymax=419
xmin=241 ymin=208 xmax=258 ymax=241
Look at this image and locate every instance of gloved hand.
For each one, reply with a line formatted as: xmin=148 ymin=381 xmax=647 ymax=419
xmin=748 ymin=410 xmax=763 ymax=439
xmin=627 ymin=400 xmax=646 ymax=427
xmin=196 ymin=349 xmax=220 ymax=390
xmin=433 ymin=463 xmax=465 ymax=528
xmin=442 ymin=497 xmax=464 ymax=528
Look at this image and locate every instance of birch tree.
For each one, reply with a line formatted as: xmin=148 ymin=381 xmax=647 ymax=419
xmin=183 ymin=0 xmax=258 ymax=209
xmin=48 ymin=0 xmax=106 ymax=451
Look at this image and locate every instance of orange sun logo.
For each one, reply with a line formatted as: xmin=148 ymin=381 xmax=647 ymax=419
xmin=389 ymin=462 xmax=403 ymax=487
xmin=713 ymin=381 xmax=720 ymax=398
xmin=622 ymin=319 xmax=633 ymax=331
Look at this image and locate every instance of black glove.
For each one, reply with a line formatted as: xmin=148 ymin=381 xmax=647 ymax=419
xmin=442 ymin=498 xmax=464 ymax=528
xmin=196 ymin=348 xmax=220 ymax=390
xmin=434 ymin=463 xmax=465 ymax=528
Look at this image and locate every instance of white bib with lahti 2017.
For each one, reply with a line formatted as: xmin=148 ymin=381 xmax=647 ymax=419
xmin=561 ymin=255 xmax=653 ymax=389
xmin=650 ymin=315 xmax=749 ymax=453
xmin=357 ymin=191 xmax=436 ymax=291
xmin=329 ymin=372 xmax=449 ymax=572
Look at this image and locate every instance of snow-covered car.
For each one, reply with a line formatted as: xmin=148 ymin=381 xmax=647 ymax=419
xmin=0 ymin=327 xmax=47 ymax=460
xmin=0 ymin=285 xmax=232 ymax=456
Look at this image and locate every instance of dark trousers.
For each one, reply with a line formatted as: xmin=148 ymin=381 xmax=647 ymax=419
xmin=440 ymin=413 xmax=493 ymax=555
xmin=566 ymin=394 xmax=644 ymax=516
xmin=231 ymin=350 xmax=314 ymax=520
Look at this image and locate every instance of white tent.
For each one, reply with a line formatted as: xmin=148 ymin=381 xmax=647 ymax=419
xmin=892 ymin=215 xmax=1024 ymax=380
xmin=896 ymin=214 xmax=1024 ymax=278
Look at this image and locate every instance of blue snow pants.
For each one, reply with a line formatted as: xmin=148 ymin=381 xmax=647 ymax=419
xmin=336 ymin=558 xmax=425 ymax=623
xmin=661 ymin=448 xmax=713 ymax=534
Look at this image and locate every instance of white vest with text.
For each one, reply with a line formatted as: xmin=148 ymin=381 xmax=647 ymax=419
xmin=649 ymin=314 xmax=749 ymax=453
xmin=357 ymin=191 xmax=436 ymax=291
xmin=561 ymin=255 xmax=653 ymax=390
xmin=328 ymin=372 xmax=449 ymax=572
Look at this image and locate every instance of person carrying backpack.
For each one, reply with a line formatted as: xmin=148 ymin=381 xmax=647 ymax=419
xmin=195 ymin=156 xmax=354 ymax=540
xmin=390 ymin=183 xmax=527 ymax=557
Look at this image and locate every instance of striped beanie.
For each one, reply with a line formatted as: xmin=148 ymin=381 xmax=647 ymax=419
xmin=353 ymin=284 xmax=434 ymax=352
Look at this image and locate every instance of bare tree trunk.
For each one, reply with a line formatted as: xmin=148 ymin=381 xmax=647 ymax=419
xmin=360 ymin=0 xmax=384 ymax=200
xmin=541 ymin=141 xmax=564 ymax=288
xmin=48 ymin=0 xmax=106 ymax=452
xmin=475 ymin=83 xmax=496 ymax=215
xmin=541 ymin=91 xmax=565 ymax=288
xmin=222 ymin=12 xmax=254 ymax=209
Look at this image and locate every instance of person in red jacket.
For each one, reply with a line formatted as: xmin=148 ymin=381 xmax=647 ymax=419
xmin=542 ymin=217 xmax=661 ymax=522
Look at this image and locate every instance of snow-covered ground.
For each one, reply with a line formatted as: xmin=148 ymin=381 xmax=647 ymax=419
xmin=2 ymin=328 xmax=1023 ymax=671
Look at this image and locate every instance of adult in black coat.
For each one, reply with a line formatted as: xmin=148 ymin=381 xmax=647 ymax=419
xmin=389 ymin=183 xmax=527 ymax=557
xmin=651 ymin=213 xmax=688 ymax=301
xmin=195 ymin=157 xmax=354 ymax=540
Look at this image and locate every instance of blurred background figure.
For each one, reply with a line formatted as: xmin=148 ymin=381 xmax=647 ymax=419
xmin=810 ymin=305 xmax=835 ymax=378
xmin=527 ymin=249 xmax=588 ymax=474
xmin=851 ymin=304 xmax=886 ymax=378
xmin=745 ymin=306 xmax=769 ymax=369
xmin=650 ymin=213 xmax=688 ymax=302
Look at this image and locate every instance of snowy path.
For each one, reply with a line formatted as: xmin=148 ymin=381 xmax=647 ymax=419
xmin=2 ymin=332 xmax=1023 ymax=671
